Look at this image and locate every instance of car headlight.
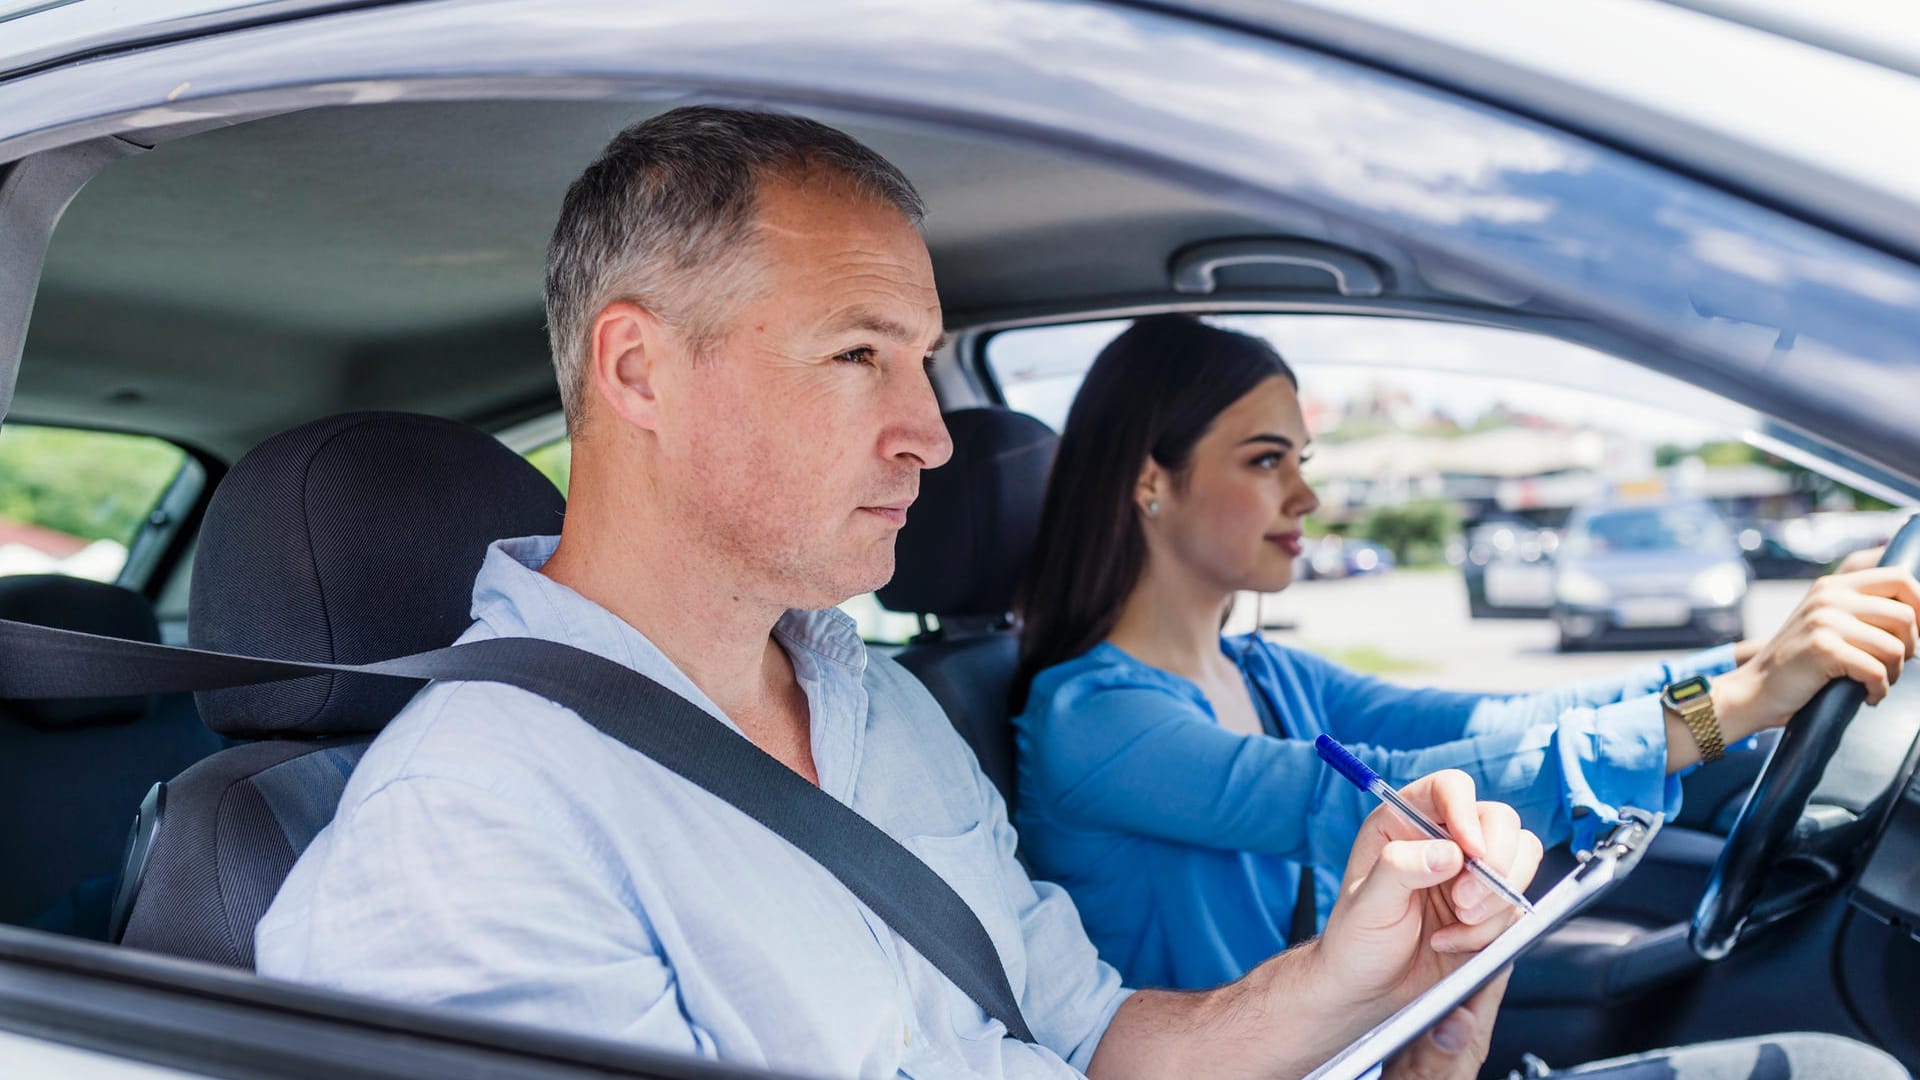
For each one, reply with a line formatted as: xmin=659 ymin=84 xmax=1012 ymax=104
xmin=1555 ymin=569 xmax=1611 ymax=607
xmin=1689 ymin=562 xmax=1749 ymax=607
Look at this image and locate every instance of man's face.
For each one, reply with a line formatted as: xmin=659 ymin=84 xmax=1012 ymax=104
xmin=646 ymin=174 xmax=952 ymax=610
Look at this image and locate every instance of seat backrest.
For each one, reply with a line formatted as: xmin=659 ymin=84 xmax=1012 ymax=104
xmin=115 ymin=412 xmax=566 ymax=967
xmin=0 ymin=575 xmax=224 ymax=938
xmin=877 ymin=408 xmax=1057 ymax=812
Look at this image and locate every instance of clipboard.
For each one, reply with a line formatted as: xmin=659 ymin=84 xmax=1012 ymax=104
xmin=1305 ymin=808 xmax=1665 ymax=1080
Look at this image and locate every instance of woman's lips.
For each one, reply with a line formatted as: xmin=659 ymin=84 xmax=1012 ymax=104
xmin=1268 ymin=531 xmax=1304 ymax=557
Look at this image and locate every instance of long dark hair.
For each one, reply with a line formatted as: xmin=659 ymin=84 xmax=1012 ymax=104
xmin=1011 ymin=315 xmax=1296 ymax=709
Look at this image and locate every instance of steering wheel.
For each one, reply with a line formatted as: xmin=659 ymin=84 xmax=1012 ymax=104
xmin=1691 ymin=513 xmax=1920 ymax=959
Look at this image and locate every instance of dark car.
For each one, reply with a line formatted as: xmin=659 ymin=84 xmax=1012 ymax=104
xmin=1552 ymin=499 xmax=1748 ymax=650
xmin=1738 ymin=525 xmax=1831 ymax=580
xmin=3 ymin=1 xmax=1920 ymax=1077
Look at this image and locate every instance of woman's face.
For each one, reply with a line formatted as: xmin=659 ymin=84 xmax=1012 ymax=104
xmin=1142 ymin=375 xmax=1320 ymax=594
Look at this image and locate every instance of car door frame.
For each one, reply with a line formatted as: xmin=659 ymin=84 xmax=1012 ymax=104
xmin=1 ymin=0 xmax=1917 ymax=1074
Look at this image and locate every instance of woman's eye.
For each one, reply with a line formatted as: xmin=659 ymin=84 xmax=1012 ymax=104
xmin=1252 ymin=453 xmax=1282 ymax=469
xmin=835 ymin=346 xmax=877 ymax=366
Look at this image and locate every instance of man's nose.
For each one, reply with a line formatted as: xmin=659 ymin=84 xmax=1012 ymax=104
xmin=885 ymin=363 xmax=953 ymax=470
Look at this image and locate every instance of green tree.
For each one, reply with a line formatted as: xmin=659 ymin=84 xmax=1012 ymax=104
xmin=1359 ymin=499 xmax=1460 ymax=566
xmin=0 ymin=425 xmax=185 ymax=543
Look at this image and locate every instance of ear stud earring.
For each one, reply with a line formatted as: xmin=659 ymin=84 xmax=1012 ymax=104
xmin=1146 ymin=499 xmax=1160 ymax=515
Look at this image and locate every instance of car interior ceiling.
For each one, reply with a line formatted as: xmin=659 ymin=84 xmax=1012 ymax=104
xmin=15 ymin=98 xmax=1571 ymax=463
xmin=7 ymin=93 xmax=1920 ymax=1073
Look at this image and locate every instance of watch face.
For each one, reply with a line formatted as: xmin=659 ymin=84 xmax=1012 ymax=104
xmin=1667 ymin=675 xmax=1710 ymax=706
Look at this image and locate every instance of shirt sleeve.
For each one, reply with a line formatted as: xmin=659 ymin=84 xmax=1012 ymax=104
xmin=1303 ymin=642 xmax=1738 ymax=746
xmin=255 ymin=772 xmax=712 ymax=1054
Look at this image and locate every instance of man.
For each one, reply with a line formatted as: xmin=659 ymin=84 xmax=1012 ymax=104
xmin=256 ymin=107 xmax=1905 ymax=1080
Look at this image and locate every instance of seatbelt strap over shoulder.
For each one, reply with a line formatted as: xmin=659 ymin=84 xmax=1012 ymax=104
xmin=0 ymin=618 xmax=1036 ymax=1043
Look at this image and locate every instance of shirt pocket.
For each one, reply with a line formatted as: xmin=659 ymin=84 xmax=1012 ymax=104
xmin=901 ymin=819 xmax=1028 ymax=1019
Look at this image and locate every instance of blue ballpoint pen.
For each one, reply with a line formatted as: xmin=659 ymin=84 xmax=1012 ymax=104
xmin=1315 ymin=734 xmax=1536 ymax=916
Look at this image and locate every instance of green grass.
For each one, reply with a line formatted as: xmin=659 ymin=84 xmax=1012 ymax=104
xmin=1298 ymin=642 xmax=1434 ymax=676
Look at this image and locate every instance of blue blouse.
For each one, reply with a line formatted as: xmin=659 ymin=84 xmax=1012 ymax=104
xmin=1013 ymin=634 xmax=1736 ymax=991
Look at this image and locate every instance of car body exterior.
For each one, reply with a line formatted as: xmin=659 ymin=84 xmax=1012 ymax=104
xmin=1736 ymin=523 xmax=1830 ymax=580
xmin=3 ymin=2 xmax=1920 ymax=1078
xmin=1552 ymin=499 xmax=1748 ymax=650
xmin=1461 ymin=516 xmax=1560 ymax=618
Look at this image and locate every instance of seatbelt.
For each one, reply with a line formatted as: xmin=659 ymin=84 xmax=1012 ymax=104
xmin=0 ymin=618 xmax=1036 ymax=1043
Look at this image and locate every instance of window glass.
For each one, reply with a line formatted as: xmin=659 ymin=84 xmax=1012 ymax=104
xmin=983 ymin=313 xmax=1898 ymax=690
xmin=0 ymin=423 xmax=188 ymax=583
xmin=518 ymin=436 xmax=921 ymax=645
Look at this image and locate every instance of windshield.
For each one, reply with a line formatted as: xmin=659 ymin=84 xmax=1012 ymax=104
xmin=1568 ymin=504 xmax=1732 ymax=556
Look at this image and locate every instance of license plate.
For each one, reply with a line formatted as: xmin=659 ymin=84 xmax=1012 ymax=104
xmin=1614 ymin=598 xmax=1690 ymax=628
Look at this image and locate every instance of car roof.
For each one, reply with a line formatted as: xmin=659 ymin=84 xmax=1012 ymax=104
xmin=4 ymin=0 xmax=1920 ymax=494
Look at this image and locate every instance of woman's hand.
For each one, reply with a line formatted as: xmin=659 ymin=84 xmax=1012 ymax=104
xmin=1307 ymin=770 xmax=1542 ymax=1029
xmin=1713 ymin=564 xmax=1920 ymax=749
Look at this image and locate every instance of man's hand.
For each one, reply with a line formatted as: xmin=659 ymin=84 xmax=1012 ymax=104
xmin=1709 ymin=563 xmax=1920 ymax=756
xmin=1307 ymin=770 xmax=1543 ymax=1024
xmin=1085 ymin=772 xmax=1540 ymax=1080
xmin=1383 ymin=969 xmax=1512 ymax=1080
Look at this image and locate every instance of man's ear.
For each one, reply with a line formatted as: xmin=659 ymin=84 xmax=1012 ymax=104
xmin=587 ymin=300 xmax=667 ymax=431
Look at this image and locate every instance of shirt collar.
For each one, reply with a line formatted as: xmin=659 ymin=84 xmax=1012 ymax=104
xmin=467 ymin=534 xmax=868 ymax=713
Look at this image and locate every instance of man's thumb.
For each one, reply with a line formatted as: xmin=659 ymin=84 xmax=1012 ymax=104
xmin=1350 ymin=839 xmax=1461 ymax=925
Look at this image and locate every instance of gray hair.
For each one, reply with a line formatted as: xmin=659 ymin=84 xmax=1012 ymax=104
xmin=544 ymin=106 xmax=926 ymax=431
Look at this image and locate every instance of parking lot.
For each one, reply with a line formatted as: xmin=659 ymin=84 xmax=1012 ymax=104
xmin=1253 ymin=571 xmax=1811 ymax=692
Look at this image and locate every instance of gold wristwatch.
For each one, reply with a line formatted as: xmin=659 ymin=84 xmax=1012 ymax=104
xmin=1661 ymin=674 xmax=1725 ymax=764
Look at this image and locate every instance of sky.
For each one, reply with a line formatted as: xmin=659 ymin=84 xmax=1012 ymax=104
xmin=988 ymin=314 xmax=1759 ymax=447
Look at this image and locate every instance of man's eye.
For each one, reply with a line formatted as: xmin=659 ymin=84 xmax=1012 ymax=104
xmin=835 ymin=347 xmax=877 ymax=365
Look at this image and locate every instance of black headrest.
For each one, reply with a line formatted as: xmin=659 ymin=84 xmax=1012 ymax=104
xmin=879 ymin=408 xmax=1057 ymax=619
xmin=0 ymin=574 xmax=162 ymax=729
xmin=189 ymin=412 xmax=566 ymax=738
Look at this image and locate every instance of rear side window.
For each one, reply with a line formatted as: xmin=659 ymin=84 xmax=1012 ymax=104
xmin=0 ymin=423 xmax=192 ymax=584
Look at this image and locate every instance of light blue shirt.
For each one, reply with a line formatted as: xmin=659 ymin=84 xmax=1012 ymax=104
xmin=256 ymin=535 xmax=1130 ymax=1078
xmin=1015 ymin=633 xmax=1736 ymax=991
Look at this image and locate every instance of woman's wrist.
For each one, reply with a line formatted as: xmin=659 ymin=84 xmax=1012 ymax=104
xmin=1710 ymin=665 xmax=1771 ymax=744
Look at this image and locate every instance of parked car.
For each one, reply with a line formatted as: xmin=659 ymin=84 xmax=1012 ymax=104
xmin=1737 ymin=524 xmax=1831 ymax=580
xmin=2 ymin=2 xmax=1919 ymax=1077
xmin=1341 ymin=538 xmax=1395 ymax=577
xmin=1552 ymin=499 xmax=1748 ymax=650
xmin=1461 ymin=516 xmax=1560 ymax=618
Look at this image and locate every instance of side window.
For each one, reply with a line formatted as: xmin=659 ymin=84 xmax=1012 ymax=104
xmin=983 ymin=313 xmax=1896 ymax=685
xmin=0 ymin=423 xmax=196 ymax=586
xmin=517 ymin=435 xmax=921 ymax=646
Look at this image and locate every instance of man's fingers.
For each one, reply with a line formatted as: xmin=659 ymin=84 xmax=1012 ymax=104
xmin=1345 ymin=838 xmax=1461 ymax=932
xmin=1452 ymin=802 xmax=1521 ymax=911
xmin=1400 ymin=770 xmax=1487 ymax=860
xmin=1437 ymin=831 xmax=1542 ymax=949
xmin=1383 ymin=969 xmax=1511 ymax=1080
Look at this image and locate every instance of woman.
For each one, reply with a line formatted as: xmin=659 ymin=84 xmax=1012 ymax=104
xmin=1011 ymin=314 xmax=1918 ymax=992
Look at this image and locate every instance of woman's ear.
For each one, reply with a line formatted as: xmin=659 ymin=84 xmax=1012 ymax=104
xmin=1135 ymin=460 xmax=1166 ymax=519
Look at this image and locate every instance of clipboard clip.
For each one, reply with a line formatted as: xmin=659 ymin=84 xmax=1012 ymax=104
xmin=1574 ymin=807 xmax=1665 ymax=879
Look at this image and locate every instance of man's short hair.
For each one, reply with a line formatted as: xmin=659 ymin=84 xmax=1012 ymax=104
xmin=545 ymin=106 xmax=926 ymax=431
